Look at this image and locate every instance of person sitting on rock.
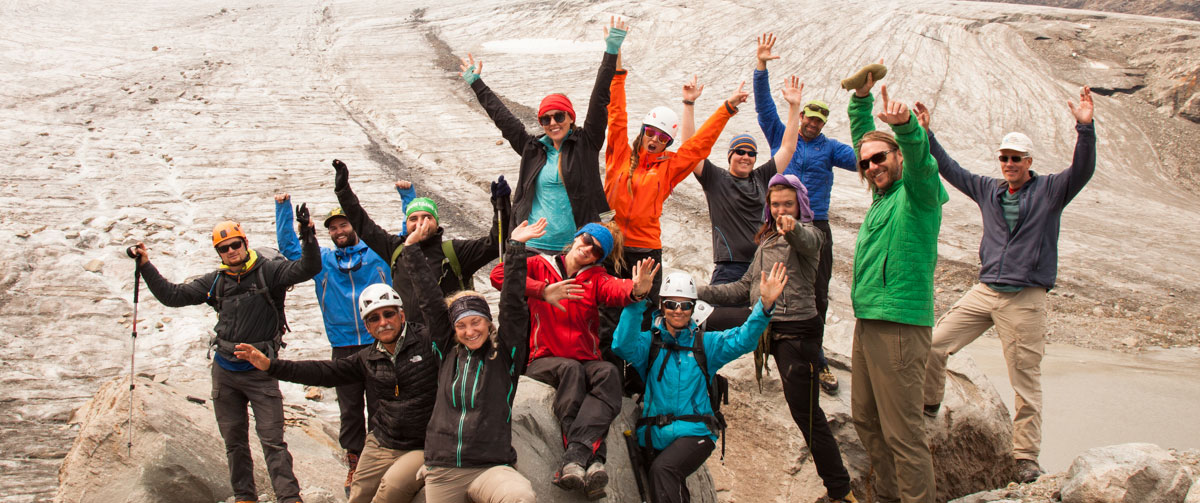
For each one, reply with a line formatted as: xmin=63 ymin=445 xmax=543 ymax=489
xmin=407 ymin=215 xmax=544 ymax=503
xmin=459 ymin=17 xmax=627 ymax=256
xmin=233 ymin=282 xmax=436 ymax=503
xmin=917 ymin=87 xmax=1097 ymax=484
xmin=331 ymin=159 xmax=511 ymax=326
xmin=130 ymin=215 xmax=321 ymax=503
xmin=697 ymin=174 xmax=856 ymax=503
xmin=488 ymin=221 xmax=657 ymax=498
xmin=613 ymin=267 xmax=787 ymax=503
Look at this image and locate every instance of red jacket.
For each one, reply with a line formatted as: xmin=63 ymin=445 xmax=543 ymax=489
xmin=490 ymin=254 xmax=635 ymax=361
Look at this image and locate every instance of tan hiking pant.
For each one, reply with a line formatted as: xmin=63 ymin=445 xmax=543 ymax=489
xmin=923 ymin=283 xmax=1047 ymax=461
xmin=424 ymin=465 xmax=535 ymax=503
xmin=852 ymin=319 xmax=935 ymax=503
xmin=349 ymin=434 xmax=424 ymax=503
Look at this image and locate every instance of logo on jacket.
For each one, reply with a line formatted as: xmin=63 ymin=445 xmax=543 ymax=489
xmin=410 ymin=355 xmax=423 ymax=363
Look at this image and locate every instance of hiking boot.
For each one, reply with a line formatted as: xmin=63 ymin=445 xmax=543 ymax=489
xmin=818 ymin=366 xmax=839 ymax=394
xmin=553 ymin=462 xmax=586 ymax=491
xmin=830 ymin=491 xmax=858 ymax=503
xmin=1016 ymin=459 xmax=1044 ymax=484
xmin=584 ymin=461 xmax=609 ymax=500
xmin=345 ymin=452 xmax=360 ymax=497
xmin=923 ymin=403 xmax=941 ymax=418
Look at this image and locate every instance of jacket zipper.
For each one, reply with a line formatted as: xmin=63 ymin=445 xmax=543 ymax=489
xmin=456 ymin=351 xmax=473 ymax=466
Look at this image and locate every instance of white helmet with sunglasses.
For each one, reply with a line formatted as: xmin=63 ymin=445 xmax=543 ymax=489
xmin=642 ymin=106 xmax=680 ymax=147
xmin=659 ymin=271 xmax=698 ymax=300
xmin=358 ymin=283 xmax=403 ymax=319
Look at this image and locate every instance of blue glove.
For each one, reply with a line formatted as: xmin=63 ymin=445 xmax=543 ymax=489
xmin=462 ymin=64 xmax=480 ymax=85
xmin=605 ymin=27 xmax=627 ymax=55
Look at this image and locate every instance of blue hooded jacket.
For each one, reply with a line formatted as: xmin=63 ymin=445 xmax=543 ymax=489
xmin=612 ymin=298 xmax=772 ymax=450
xmin=276 ymin=201 xmax=392 ymax=347
xmin=753 ymin=68 xmax=858 ymax=220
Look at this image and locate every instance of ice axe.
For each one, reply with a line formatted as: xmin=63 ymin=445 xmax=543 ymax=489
xmin=123 ymin=245 xmax=142 ymax=456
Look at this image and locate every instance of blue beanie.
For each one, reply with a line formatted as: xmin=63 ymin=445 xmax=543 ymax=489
xmin=574 ymin=223 xmax=613 ymax=260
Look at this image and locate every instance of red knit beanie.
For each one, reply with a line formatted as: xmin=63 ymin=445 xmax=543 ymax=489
xmin=538 ymin=94 xmax=576 ymax=121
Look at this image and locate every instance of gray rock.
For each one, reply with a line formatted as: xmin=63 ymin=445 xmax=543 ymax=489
xmin=1186 ymin=478 xmax=1200 ymax=503
xmin=1060 ymin=443 xmax=1191 ymax=503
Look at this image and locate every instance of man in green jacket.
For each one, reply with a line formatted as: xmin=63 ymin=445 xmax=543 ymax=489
xmin=847 ymin=74 xmax=948 ymax=503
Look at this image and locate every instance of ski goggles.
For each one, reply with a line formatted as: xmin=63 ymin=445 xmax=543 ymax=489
xmin=538 ymin=111 xmax=570 ymax=126
xmin=661 ymin=300 xmax=696 ymax=311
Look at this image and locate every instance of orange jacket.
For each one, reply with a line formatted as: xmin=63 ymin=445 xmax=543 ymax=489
xmin=604 ymin=70 xmax=737 ymax=249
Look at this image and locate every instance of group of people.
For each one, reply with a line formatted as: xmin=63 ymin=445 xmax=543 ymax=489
xmin=129 ymin=18 xmax=1097 ymax=503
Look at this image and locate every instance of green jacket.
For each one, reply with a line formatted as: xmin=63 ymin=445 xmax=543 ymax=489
xmin=848 ymin=94 xmax=948 ymax=327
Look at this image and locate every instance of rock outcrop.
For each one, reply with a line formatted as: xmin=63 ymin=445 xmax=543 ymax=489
xmin=1060 ymin=443 xmax=1193 ymax=503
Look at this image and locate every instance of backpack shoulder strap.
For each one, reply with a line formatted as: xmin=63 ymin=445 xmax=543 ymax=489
xmin=389 ymin=243 xmax=405 ymax=269
xmin=692 ymin=330 xmax=709 ymax=379
xmin=442 ymin=240 xmax=468 ymax=290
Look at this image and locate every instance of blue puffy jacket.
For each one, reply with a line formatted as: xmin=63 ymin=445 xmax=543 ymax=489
xmin=276 ymin=201 xmax=391 ymax=348
xmin=753 ymin=68 xmax=858 ymax=220
xmin=612 ymin=299 xmax=771 ymax=450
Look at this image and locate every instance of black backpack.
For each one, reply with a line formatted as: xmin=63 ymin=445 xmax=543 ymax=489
xmin=637 ymin=327 xmax=730 ymax=459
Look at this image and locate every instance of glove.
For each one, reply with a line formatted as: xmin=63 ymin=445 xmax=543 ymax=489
xmin=462 ymin=64 xmax=480 ymax=85
xmin=490 ymin=175 xmax=511 ymax=202
xmin=333 ymin=159 xmax=349 ymax=191
xmin=296 ymin=203 xmax=313 ymax=238
xmin=605 ymin=27 xmax=627 ymax=55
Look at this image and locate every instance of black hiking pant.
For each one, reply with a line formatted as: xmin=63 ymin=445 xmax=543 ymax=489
xmin=813 ymin=219 xmax=834 ymax=370
xmin=770 ymin=317 xmax=853 ymax=500
xmin=333 ymin=343 xmax=375 ymax=456
xmin=600 ymin=248 xmax=661 ymax=396
xmin=526 ymin=357 xmax=622 ymax=465
xmin=649 ymin=436 xmax=715 ymax=503
xmin=212 ymin=364 xmax=301 ymax=503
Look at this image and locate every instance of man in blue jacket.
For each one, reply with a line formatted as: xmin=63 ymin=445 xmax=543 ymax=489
xmin=917 ymin=87 xmax=1096 ymax=484
xmin=753 ymin=33 xmax=857 ymax=394
xmin=275 ymin=193 xmax=393 ymax=496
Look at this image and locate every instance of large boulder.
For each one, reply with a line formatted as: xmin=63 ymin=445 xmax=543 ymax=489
xmin=1060 ymin=443 xmax=1192 ymax=503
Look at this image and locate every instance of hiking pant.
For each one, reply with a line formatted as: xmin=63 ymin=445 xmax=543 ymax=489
xmin=349 ymin=433 xmax=424 ymax=503
xmin=851 ymin=319 xmax=935 ymax=503
xmin=211 ymin=364 xmax=301 ymax=503
xmin=525 ymin=357 xmax=622 ymax=466
xmin=923 ymin=283 xmax=1047 ymax=461
xmin=601 ymin=248 xmax=661 ymax=395
xmin=649 ymin=436 xmax=715 ymax=503
xmin=334 ymin=343 xmax=375 ymax=456
xmin=770 ymin=319 xmax=853 ymax=501
xmin=423 ymin=465 xmax=535 ymax=503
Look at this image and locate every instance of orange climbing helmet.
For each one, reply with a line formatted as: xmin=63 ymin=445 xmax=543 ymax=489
xmin=211 ymin=221 xmax=247 ymax=247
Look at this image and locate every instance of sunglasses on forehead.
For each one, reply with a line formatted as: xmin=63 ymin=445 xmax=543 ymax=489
xmin=998 ymin=154 xmax=1028 ymax=163
xmin=661 ymin=299 xmax=695 ymax=311
xmin=730 ymin=148 xmax=757 ymax=158
xmin=806 ymin=103 xmax=830 ymax=116
xmin=538 ymin=111 xmax=569 ymax=126
xmin=858 ymin=149 xmax=896 ymax=170
xmin=365 ymin=309 xmax=399 ymax=325
xmin=215 ymin=240 xmax=244 ymax=254
xmin=643 ymin=127 xmax=672 ymax=143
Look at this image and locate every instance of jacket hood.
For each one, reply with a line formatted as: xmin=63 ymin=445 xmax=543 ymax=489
xmin=650 ymin=310 xmax=697 ymax=344
xmin=763 ymin=173 xmax=814 ymax=224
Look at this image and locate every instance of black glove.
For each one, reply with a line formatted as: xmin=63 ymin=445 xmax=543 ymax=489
xmin=296 ymin=203 xmax=314 ymax=238
xmin=333 ymin=159 xmax=349 ymax=191
xmin=490 ymin=175 xmax=511 ymax=202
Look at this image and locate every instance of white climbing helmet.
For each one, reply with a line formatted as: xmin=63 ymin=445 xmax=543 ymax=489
xmin=691 ymin=300 xmax=715 ymax=327
xmin=358 ymin=283 xmax=403 ymax=319
xmin=659 ymin=271 xmax=698 ymax=300
xmin=642 ymin=106 xmax=680 ymax=147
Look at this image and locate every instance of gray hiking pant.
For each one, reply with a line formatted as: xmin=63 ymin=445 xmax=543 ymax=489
xmin=211 ymin=364 xmax=301 ymax=503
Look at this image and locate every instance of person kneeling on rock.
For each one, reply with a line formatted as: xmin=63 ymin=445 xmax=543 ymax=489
xmin=489 ymin=222 xmax=658 ymax=498
xmin=407 ymin=216 xmax=544 ymax=503
xmin=234 ymin=282 xmax=437 ymax=503
xmin=613 ymin=267 xmax=787 ymax=503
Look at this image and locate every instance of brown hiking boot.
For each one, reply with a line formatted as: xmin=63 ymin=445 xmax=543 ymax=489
xmin=818 ymin=366 xmax=839 ymax=395
xmin=345 ymin=452 xmax=360 ymax=497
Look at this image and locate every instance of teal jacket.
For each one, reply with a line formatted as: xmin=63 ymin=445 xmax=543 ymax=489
xmin=848 ymin=94 xmax=948 ymax=327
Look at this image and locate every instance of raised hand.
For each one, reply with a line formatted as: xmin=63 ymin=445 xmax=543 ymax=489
xmin=759 ymin=261 xmax=789 ymax=310
xmin=855 ymin=58 xmax=884 ymax=98
xmin=333 ymin=159 xmax=349 ymax=190
xmin=233 ymin=343 xmax=271 ymax=371
xmin=727 ymin=81 xmax=749 ymax=109
xmin=1068 ymin=86 xmax=1094 ymax=125
xmin=776 ymin=213 xmax=796 ymax=234
xmin=875 ymin=85 xmax=911 ymax=126
xmin=459 ymin=53 xmax=483 ymax=84
xmin=631 ymin=257 xmax=660 ymax=298
xmin=605 ymin=15 xmax=629 ymax=36
xmin=490 ymin=174 xmax=511 ymax=202
xmin=543 ymin=278 xmax=584 ymax=312
xmin=756 ymin=33 xmax=780 ymax=70
xmin=404 ymin=215 xmax=437 ymax=246
xmin=604 ymin=16 xmax=630 ymax=55
xmin=682 ymin=75 xmax=704 ymax=103
xmin=510 ymin=218 xmax=547 ymax=243
xmin=274 ymin=193 xmax=289 ymax=204
xmin=395 ymin=180 xmax=412 ymax=190
xmin=914 ymin=101 xmax=931 ymax=130
xmin=130 ymin=242 xmax=149 ymax=266
xmin=781 ymin=75 xmax=804 ymax=107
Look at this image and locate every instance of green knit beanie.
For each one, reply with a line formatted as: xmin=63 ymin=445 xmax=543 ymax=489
xmin=405 ymin=197 xmax=439 ymax=222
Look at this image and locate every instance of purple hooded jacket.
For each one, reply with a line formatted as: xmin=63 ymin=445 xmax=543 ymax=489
xmin=763 ymin=173 xmax=815 ymax=224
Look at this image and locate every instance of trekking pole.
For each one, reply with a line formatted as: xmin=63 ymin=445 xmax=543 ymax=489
xmin=124 ymin=246 xmax=142 ymax=456
xmin=496 ymin=207 xmax=505 ymax=263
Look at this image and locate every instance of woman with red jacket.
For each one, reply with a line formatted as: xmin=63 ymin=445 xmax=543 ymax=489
xmin=490 ymin=221 xmax=657 ymax=498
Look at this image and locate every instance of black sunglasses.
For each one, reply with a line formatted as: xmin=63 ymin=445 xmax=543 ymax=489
xmin=806 ymin=104 xmax=829 ymax=116
xmin=730 ymin=148 xmax=757 ymax=158
xmin=998 ymin=154 xmax=1028 ymax=163
xmin=858 ymin=149 xmax=897 ymax=170
xmin=661 ymin=300 xmax=695 ymax=311
xmin=580 ymin=233 xmax=602 ymax=254
xmin=365 ymin=309 xmax=399 ymax=325
xmin=215 ymin=240 xmax=244 ymax=254
xmin=539 ymin=111 xmax=569 ymax=126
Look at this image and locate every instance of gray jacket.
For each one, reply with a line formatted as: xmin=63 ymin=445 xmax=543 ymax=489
xmin=698 ymin=222 xmax=824 ymax=323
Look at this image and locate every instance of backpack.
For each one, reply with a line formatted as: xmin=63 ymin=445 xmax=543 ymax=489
xmin=637 ymin=327 xmax=730 ymax=459
xmin=205 ymin=248 xmax=289 ymax=359
xmin=389 ymin=240 xmax=472 ymax=291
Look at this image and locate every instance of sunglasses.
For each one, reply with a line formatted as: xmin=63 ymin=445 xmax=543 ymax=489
xmin=580 ymin=234 xmax=602 ymax=256
xmin=539 ymin=111 xmax=569 ymax=126
xmin=805 ymin=104 xmax=830 ymax=116
xmin=858 ymin=149 xmax=897 ymax=170
xmin=644 ymin=126 xmax=672 ymax=143
xmin=730 ymin=148 xmax=757 ymax=158
xmin=214 ymin=240 xmax=244 ymax=254
xmin=998 ymin=154 xmax=1028 ymax=163
xmin=365 ymin=309 xmax=399 ymax=325
xmin=661 ymin=300 xmax=695 ymax=311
